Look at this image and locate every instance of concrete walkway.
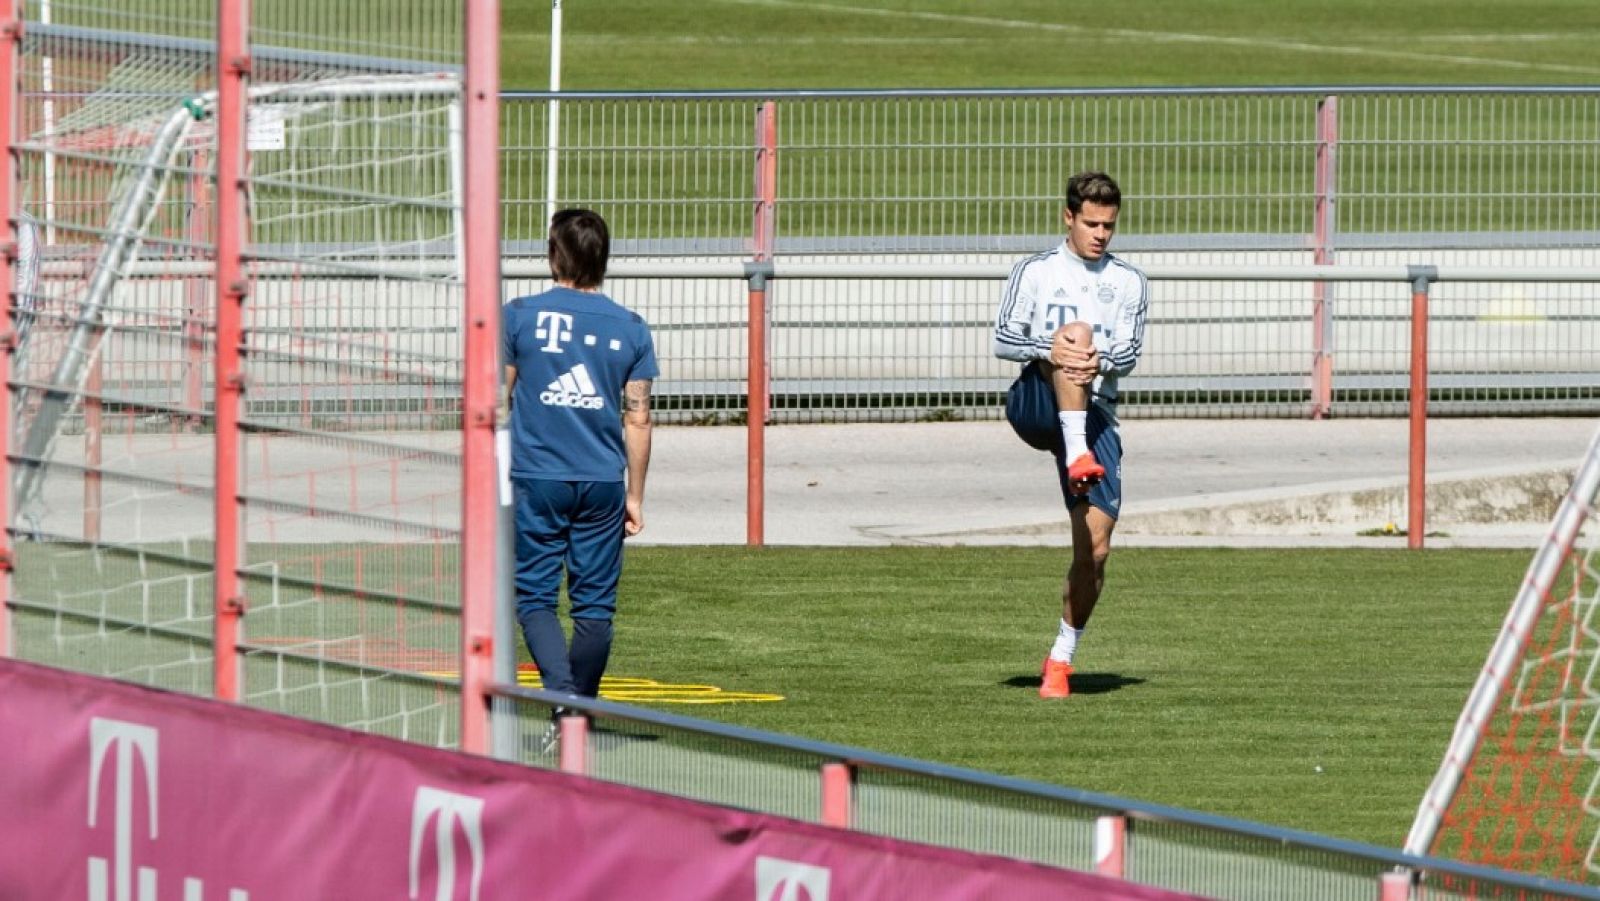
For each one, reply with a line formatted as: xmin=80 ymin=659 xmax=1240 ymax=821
xmin=642 ymin=417 xmax=1600 ymax=548
xmin=25 ymin=416 xmax=1595 ymax=549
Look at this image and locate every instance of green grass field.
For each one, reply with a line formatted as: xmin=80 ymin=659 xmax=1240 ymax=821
xmin=15 ymin=540 xmax=1525 ymax=848
xmin=377 ymin=1 xmax=1586 ymax=852
xmin=51 ymin=538 xmax=1482 ymax=862
xmin=600 ymin=545 xmax=1526 ymax=848
xmin=500 ymin=0 xmax=1600 ymax=90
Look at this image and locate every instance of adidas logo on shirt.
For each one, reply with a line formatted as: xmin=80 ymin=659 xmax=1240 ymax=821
xmin=540 ymin=363 xmax=605 ymax=410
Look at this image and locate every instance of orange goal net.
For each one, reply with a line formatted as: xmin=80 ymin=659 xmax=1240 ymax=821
xmin=1407 ymin=427 xmax=1600 ymax=885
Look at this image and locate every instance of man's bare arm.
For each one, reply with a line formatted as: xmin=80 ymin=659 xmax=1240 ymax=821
xmin=500 ymin=365 xmax=517 ymax=426
xmin=622 ymin=378 xmax=653 ymax=536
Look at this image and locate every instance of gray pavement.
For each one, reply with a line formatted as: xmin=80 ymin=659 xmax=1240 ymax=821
xmin=26 ymin=416 xmax=1596 ymax=549
xmin=642 ymin=417 xmax=1600 ymax=548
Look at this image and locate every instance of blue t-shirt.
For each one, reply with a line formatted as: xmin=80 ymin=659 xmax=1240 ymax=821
xmin=502 ymin=287 xmax=659 ymax=482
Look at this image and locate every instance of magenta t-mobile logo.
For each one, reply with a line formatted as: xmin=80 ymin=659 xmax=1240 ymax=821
xmin=755 ymin=856 xmax=831 ymax=901
xmin=409 ymin=787 xmax=485 ymax=901
xmin=86 ymin=717 xmax=248 ymax=901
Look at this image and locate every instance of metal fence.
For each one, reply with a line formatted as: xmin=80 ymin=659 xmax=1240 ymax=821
xmin=9 ymin=13 xmax=1600 ymax=897
xmin=487 ymin=683 xmax=1600 ymax=901
xmin=499 ymin=260 xmax=1600 ymax=426
xmin=498 ymin=87 xmax=1600 ymax=422
xmin=19 ymin=87 xmax=1600 ymax=426
xmin=503 ymin=87 xmax=1600 ymax=251
xmin=6 ymin=3 xmax=476 ymax=744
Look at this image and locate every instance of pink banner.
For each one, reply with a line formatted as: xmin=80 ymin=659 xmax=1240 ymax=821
xmin=0 ymin=658 xmax=1201 ymax=900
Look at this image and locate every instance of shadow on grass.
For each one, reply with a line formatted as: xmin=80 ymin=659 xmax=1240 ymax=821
xmin=1003 ymin=672 xmax=1146 ymax=695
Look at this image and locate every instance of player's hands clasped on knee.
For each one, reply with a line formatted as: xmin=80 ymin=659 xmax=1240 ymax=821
xmin=1050 ymin=327 xmax=1099 ymax=385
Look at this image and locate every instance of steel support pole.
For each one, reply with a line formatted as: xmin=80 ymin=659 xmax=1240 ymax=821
xmin=212 ymin=0 xmax=250 ymax=701
xmin=1311 ymin=95 xmax=1338 ymax=419
xmin=746 ymin=267 xmax=768 ymax=547
xmin=459 ymin=0 xmax=503 ymax=754
xmin=820 ymin=762 xmax=853 ymax=828
xmin=1094 ymin=815 xmax=1127 ymax=879
xmin=747 ymin=103 xmax=777 ymax=547
xmin=1380 ymin=869 xmax=1413 ymax=901
xmin=0 ymin=0 xmax=19 ymax=655
xmin=1407 ymin=267 xmax=1435 ymax=550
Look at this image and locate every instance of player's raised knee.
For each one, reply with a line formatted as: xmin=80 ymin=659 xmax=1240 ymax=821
xmin=1055 ymin=320 xmax=1092 ymax=346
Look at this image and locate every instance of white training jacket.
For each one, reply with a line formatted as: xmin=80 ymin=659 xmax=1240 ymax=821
xmin=992 ymin=241 xmax=1149 ymax=412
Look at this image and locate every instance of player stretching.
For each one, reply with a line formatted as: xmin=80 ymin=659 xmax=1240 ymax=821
xmin=993 ymin=171 xmax=1149 ymax=699
xmin=502 ymin=208 xmax=657 ymax=711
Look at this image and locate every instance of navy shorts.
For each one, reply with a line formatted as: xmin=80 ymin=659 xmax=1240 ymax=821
xmin=1005 ymin=361 xmax=1123 ymax=519
xmin=511 ymin=477 xmax=627 ymax=621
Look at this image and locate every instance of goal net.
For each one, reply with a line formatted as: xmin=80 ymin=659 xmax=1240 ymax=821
xmin=1406 ymin=426 xmax=1600 ymax=885
xmin=9 ymin=21 xmax=471 ymax=744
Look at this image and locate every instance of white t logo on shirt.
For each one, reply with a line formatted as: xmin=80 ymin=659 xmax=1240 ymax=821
xmin=534 ymin=311 xmax=573 ymax=353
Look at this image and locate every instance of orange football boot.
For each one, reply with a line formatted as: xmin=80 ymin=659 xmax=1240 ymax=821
xmin=1040 ymin=657 xmax=1073 ymax=699
xmin=1065 ymin=452 xmax=1105 ymax=495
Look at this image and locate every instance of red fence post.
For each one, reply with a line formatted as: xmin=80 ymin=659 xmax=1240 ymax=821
xmin=1407 ymin=267 xmax=1435 ymax=550
xmin=820 ymin=761 xmax=853 ymax=828
xmin=1311 ymin=95 xmax=1338 ymax=419
xmin=212 ymin=0 xmax=251 ymax=702
xmin=558 ymin=714 xmax=589 ymax=775
xmin=0 ymin=0 xmax=18 ymax=654
xmin=1094 ymin=815 xmax=1127 ymax=879
xmin=746 ymin=269 xmax=768 ymax=547
xmin=753 ymin=102 xmax=777 ymax=263
xmin=746 ymin=102 xmax=777 ymax=547
xmin=1379 ymin=869 xmax=1412 ymax=901
xmin=459 ymin=0 xmax=503 ymax=755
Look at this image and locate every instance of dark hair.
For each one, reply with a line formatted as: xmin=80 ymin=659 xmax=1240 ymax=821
xmin=1065 ymin=171 xmax=1121 ymax=214
xmin=548 ymin=208 xmax=610 ymax=289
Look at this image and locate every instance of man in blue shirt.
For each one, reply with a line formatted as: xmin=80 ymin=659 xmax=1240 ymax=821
xmin=502 ymin=208 xmax=657 ymax=701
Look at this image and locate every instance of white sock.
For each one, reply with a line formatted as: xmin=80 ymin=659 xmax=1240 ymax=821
xmin=1058 ymin=411 xmax=1088 ymax=461
xmin=1049 ymin=619 xmax=1082 ymax=664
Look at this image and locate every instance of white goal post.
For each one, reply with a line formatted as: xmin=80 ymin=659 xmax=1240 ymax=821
xmin=11 ymin=72 xmax=466 ymax=523
xmin=1406 ymin=425 xmax=1600 ymax=883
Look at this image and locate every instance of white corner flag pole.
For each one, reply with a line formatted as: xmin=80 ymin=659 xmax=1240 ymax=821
xmin=544 ymin=0 xmax=563 ymax=229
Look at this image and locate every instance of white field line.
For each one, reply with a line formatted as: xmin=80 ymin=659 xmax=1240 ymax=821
xmin=557 ymin=34 xmax=974 ymax=46
xmin=711 ymin=0 xmax=1600 ymax=78
xmin=1369 ymin=32 xmax=1600 ymax=43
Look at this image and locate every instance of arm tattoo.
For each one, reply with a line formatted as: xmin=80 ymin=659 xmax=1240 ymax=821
xmin=623 ymin=379 xmax=652 ymax=414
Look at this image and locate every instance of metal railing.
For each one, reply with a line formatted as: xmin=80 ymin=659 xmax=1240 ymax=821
xmin=501 ymin=86 xmax=1600 ymax=252
xmin=500 ymin=259 xmax=1600 ymax=547
xmin=24 ymin=259 xmax=1591 ymax=549
xmin=487 ymin=682 xmax=1600 ymax=901
xmin=493 ymin=85 xmax=1600 ymax=424
xmin=17 ymin=86 xmax=1599 ymax=427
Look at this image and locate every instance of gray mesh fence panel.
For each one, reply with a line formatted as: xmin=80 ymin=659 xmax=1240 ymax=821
xmin=7 ymin=2 xmax=469 ymax=746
